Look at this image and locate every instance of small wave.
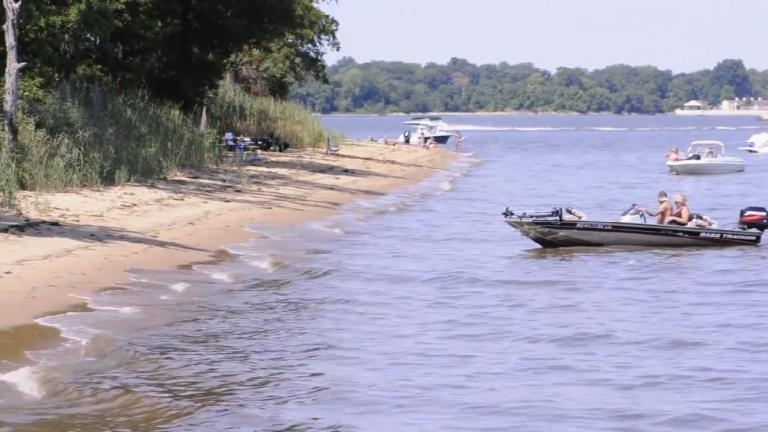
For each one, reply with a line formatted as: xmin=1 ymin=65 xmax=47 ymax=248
xmin=715 ymin=126 xmax=738 ymax=130
xmin=90 ymin=305 xmax=140 ymax=315
xmin=586 ymin=127 xmax=628 ymax=131
xmin=312 ymin=223 xmax=345 ymax=235
xmin=663 ymin=126 xmax=697 ymax=130
xmin=439 ymin=179 xmax=454 ymax=191
xmin=0 ymin=366 xmax=44 ymax=399
xmin=210 ymin=272 xmax=234 ymax=282
xmin=36 ymin=316 xmax=95 ymax=346
xmin=511 ymin=127 xmax=575 ymax=131
xmin=169 ymin=282 xmax=190 ymax=292
xmin=446 ymin=124 xmax=514 ymax=131
xmin=633 ymin=127 xmax=660 ymax=131
xmin=248 ymin=257 xmax=284 ymax=273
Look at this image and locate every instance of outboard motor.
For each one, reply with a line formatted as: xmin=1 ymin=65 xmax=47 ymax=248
xmin=740 ymin=206 xmax=768 ymax=231
xmin=403 ymin=130 xmax=411 ymax=144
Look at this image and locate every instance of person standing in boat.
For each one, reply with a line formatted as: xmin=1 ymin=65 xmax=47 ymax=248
xmin=641 ymin=191 xmax=673 ymax=224
xmin=666 ymin=194 xmax=691 ymax=225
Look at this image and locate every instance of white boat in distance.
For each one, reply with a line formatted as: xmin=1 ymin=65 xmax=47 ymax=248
xmin=738 ymin=132 xmax=768 ymax=154
xmin=667 ymin=140 xmax=745 ymax=175
xmin=398 ymin=116 xmax=454 ymax=145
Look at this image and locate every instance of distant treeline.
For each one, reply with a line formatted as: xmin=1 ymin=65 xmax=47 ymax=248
xmin=290 ymin=57 xmax=768 ymax=114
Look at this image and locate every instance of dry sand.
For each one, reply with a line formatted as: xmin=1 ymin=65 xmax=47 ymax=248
xmin=0 ymin=141 xmax=454 ymax=330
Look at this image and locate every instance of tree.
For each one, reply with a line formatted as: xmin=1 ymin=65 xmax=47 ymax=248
xmin=229 ymin=1 xmax=339 ymax=98
xmin=2 ymin=0 xmax=23 ymax=206
xmin=711 ymin=59 xmax=752 ymax=97
xmin=2 ymin=0 xmax=22 ymax=144
xmin=9 ymin=0 xmax=339 ymax=106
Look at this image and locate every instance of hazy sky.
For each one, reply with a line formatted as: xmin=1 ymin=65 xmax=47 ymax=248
xmin=321 ymin=0 xmax=768 ymax=72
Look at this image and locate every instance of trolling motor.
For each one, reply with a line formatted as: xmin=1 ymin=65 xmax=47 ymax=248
xmin=740 ymin=206 xmax=768 ymax=231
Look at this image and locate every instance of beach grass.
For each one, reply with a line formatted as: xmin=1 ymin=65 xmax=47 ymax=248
xmin=210 ymin=81 xmax=331 ymax=149
xmin=0 ymin=82 xmax=334 ymax=206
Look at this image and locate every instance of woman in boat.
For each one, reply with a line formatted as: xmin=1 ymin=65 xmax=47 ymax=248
xmin=666 ymin=194 xmax=691 ymax=225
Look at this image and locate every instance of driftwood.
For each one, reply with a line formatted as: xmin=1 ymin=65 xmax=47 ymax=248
xmin=3 ymin=0 xmax=25 ymax=148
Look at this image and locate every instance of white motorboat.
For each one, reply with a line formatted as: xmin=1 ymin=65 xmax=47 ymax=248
xmin=398 ymin=116 xmax=454 ymax=145
xmin=738 ymin=132 xmax=768 ymax=154
xmin=666 ymin=140 xmax=745 ymax=175
xmin=502 ymin=205 xmax=766 ymax=248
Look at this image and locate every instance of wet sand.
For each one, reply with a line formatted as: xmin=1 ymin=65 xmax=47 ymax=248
xmin=0 ymin=141 xmax=454 ymax=330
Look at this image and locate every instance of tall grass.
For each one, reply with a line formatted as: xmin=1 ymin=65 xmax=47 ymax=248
xmin=0 ymin=85 xmax=218 ymax=200
xmin=210 ymin=81 xmax=329 ymax=148
xmin=0 ymin=81 xmax=334 ymax=206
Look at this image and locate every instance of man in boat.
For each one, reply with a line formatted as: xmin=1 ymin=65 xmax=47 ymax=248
xmin=666 ymin=147 xmax=680 ymax=162
xmin=640 ymin=191 xmax=673 ymax=224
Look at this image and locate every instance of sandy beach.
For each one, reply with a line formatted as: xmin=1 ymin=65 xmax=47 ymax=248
xmin=0 ymin=142 xmax=454 ymax=330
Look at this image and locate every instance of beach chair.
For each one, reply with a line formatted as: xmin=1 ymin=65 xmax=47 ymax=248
xmin=326 ymin=137 xmax=340 ymax=155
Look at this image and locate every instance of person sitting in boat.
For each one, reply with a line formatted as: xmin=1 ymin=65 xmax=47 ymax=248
xmin=704 ymin=146 xmax=715 ymax=158
xmin=666 ymin=147 xmax=681 ymax=162
xmin=640 ymin=191 xmax=673 ymax=224
xmin=666 ymin=194 xmax=691 ymax=226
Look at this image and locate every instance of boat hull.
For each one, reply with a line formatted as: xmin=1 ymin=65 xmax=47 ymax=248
xmin=505 ymin=219 xmax=761 ymax=248
xmin=738 ymin=146 xmax=768 ymax=154
xmin=666 ymin=159 xmax=745 ymax=175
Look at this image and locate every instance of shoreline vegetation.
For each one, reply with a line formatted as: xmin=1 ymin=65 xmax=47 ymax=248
xmin=292 ymin=57 xmax=766 ymax=115
xmin=0 ymin=81 xmax=333 ymax=203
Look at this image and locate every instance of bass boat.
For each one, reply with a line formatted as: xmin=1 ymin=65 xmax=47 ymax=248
xmin=502 ymin=205 xmax=766 ymax=248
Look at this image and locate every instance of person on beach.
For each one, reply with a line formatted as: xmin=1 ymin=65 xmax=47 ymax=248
xmin=640 ymin=191 xmax=673 ymax=224
xmin=666 ymin=194 xmax=691 ymax=225
xmin=666 ymin=147 xmax=680 ymax=162
xmin=455 ymin=131 xmax=464 ymax=153
xmin=423 ymin=137 xmax=437 ymax=149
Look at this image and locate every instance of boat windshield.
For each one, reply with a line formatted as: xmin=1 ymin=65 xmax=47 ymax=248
xmin=687 ymin=141 xmax=725 ymax=158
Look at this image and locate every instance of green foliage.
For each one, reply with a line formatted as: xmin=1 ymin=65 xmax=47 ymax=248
xmin=8 ymin=0 xmax=338 ymax=106
xmin=292 ymin=58 xmax=768 ymax=114
xmin=1 ymin=85 xmax=217 ymax=193
xmin=228 ymin=0 xmax=339 ymax=98
xmin=210 ymin=81 xmax=329 ymax=148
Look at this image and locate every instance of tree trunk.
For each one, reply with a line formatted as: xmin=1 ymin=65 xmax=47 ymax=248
xmin=3 ymin=0 xmax=24 ymax=150
xmin=1 ymin=0 xmax=24 ymax=207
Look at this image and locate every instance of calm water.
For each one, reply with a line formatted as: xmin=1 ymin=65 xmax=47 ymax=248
xmin=2 ymin=115 xmax=768 ymax=431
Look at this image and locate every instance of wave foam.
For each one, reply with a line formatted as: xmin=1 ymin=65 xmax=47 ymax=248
xmin=0 ymin=366 xmax=44 ymax=399
xmin=169 ymin=282 xmax=190 ymax=292
xmin=249 ymin=257 xmax=283 ymax=273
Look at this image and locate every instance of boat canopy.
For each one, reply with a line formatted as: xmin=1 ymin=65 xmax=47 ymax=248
xmin=687 ymin=140 xmax=726 ymax=157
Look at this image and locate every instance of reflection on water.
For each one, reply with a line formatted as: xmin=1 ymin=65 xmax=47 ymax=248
xmin=3 ymin=115 xmax=768 ymax=431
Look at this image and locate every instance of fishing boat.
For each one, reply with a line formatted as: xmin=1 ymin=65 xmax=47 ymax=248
xmin=398 ymin=116 xmax=454 ymax=145
xmin=738 ymin=132 xmax=768 ymax=154
xmin=502 ymin=205 xmax=765 ymax=248
xmin=666 ymin=141 xmax=745 ymax=175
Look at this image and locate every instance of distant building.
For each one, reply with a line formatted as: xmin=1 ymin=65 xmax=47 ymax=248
xmin=682 ymin=100 xmax=705 ymax=111
xmin=721 ymin=99 xmax=738 ymax=111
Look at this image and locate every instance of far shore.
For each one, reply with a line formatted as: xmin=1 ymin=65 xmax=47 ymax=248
xmin=318 ymin=111 xmax=760 ymax=117
xmin=0 ymin=141 xmax=455 ymax=332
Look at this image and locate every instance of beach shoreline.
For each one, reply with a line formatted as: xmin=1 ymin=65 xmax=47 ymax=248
xmin=0 ymin=141 xmax=455 ymax=338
